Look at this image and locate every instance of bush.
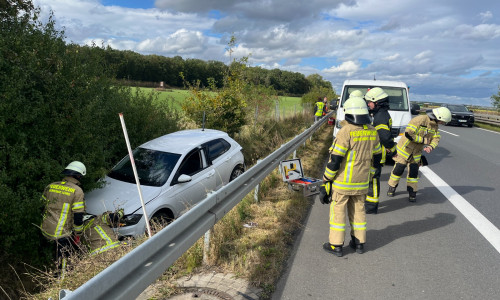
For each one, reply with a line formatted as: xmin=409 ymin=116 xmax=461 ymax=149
xmin=0 ymin=5 xmax=182 ymax=264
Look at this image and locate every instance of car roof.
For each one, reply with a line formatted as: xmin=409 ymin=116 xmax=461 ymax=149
xmin=343 ymin=80 xmax=408 ymax=88
xmin=139 ymin=129 xmax=230 ymax=154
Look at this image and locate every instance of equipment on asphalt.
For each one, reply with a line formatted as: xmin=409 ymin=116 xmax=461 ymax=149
xmin=280 ymin=158 xmax=322 ymax=197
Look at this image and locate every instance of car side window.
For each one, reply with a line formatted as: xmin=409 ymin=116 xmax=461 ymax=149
xmin=178 ymin=149 xmax=203 ymax=176
xmin=204 ymin=139 xmax=231 ymax=162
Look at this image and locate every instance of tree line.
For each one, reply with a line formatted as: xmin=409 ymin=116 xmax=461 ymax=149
xmin=97 ymin=47 xmax=331 ymax=96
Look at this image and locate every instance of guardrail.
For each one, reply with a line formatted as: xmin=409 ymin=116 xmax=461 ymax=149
xmin=475 ymin=113 xmax=500 ymax=126
xmin=65 ymin=112 xmax=334 ymax=300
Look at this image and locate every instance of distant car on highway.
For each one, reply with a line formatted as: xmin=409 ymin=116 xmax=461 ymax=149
xmin=441 ymin=104 xmax=474 ymax=127
xmin=85 ymin=129 xmax=245 ymax=237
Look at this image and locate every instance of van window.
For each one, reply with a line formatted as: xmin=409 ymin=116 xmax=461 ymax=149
xmin=342 ymin=86 xmax=409 ymax=111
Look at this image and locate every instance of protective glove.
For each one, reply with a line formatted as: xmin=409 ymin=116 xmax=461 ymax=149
xmin=319 ymin=181 xmax=332 ymax=204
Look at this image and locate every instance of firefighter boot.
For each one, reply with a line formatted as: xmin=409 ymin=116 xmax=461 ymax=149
xmin=323 ymin=243 xmax=343 ymax=257
xmin=387 ymin=185 xmax=397 ymax=197
xmin=349 ymin=236 xmax=364 ymax=254
xmin=407 ymin=187 xmax=417 ymax=202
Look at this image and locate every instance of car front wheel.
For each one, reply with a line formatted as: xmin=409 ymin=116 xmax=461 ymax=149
xmin=149 ymin=210 xmax=174 ymax=234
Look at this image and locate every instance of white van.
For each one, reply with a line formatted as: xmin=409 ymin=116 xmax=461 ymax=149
xmin=333 ymin=80 xmax=416 ymax=143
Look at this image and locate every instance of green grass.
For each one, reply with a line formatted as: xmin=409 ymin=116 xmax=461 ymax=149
xmin=474 ymin=122 xmax=500 ymax=132
xmin=135 ymin=87 xmax=305 ymax=115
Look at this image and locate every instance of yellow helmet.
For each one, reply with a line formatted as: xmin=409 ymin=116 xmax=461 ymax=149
xmin=343 ymin=96 xmax=371 ymax=125
xmin=364 ymin=87 xmax=388 ymax=102
xmin=431 ymin=107 xmax=452 ymax=123
xmin=350 ymin=90 xmax=363 ymax=97
xmin=62 ymin=161 xmax=86 ymax=176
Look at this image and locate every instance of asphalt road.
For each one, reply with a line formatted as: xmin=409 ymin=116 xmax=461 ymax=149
xmin=272 ymin=125 xmax=500 ymax=299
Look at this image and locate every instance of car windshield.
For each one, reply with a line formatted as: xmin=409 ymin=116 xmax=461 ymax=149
xmin=447 ymin=105 xmax=469 ymax=112
xmin=108 ymin=147 xmax=181 ymax=187
xmin=342 ymin=86 xmax=409 ymax=111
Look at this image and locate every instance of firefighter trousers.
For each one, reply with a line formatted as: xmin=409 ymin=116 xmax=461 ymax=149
xmin=329 ymin=192 xmax=367 ymax=246
xmin=388 ymin=162 xmax=419 ymax=192
xmin=366 ymin=175 xmax=380 ymax=213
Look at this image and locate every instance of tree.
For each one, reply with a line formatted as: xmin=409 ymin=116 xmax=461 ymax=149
xmin=491 ymin=85 xmax=500 ymax=111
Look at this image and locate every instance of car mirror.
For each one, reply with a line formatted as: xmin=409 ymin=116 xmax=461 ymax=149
xmin=410 ymin=103 xmax=421 ymax=115
xmin=177 ymin=174 xmax=192 ymax=183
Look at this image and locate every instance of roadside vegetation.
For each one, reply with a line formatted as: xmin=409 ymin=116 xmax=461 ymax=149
xmin=1 ymin=2 xmax=335 ymax=299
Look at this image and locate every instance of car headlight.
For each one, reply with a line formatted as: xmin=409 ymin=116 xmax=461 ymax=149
xmin=120 ymin=214 xmax=143 ymax=227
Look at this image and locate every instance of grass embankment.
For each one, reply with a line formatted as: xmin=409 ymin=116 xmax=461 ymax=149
xmin=26 ymin=115 xmax=333 ymax=299
xmin=136 ymin=87 xmax=306 ymax=116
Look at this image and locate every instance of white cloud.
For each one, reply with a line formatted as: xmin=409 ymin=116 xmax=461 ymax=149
xmin=479 ymin=11 xmax=493 ymax=23
xmin=32 ymin=0 xmax=500 ymax=106
xmin=454 ymin=24 xmax=500 ymax=40
xmin=323 ymin=61 xmax=361 ymax=76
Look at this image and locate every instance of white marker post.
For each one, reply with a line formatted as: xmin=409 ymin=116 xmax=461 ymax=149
xmin=119 ymin=113 xmax=152 ymax=238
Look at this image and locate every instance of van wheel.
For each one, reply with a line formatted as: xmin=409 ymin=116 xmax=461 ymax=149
xmin=230 ymin=165 xmax=244 ymax=182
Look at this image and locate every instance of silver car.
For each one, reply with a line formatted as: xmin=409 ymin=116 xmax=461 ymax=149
xmin=85 ymin=129 xmax=245 ymax=237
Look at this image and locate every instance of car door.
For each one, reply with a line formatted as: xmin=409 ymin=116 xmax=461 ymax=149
xmin=170 ymin=147 xmax=216 ymax=215
xmin=204 ymin=139 xmax=232 ymax=189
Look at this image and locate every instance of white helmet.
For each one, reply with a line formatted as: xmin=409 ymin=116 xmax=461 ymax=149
xmin=62 ymin=161 xmax=86 ymax=176
xmin=431 ymin=107 xmax=452 ymax=123
xmin=350 ymin=90 xmax=363 ymax=97
xmin=364 ymin=87 xmax=388 ymax=103
xmin=343 ymin=96 xmax=371 ymax=125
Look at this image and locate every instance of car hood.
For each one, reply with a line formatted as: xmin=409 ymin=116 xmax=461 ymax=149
xmin=85 ymin=176 xmax=161 ymax=215
xmin=388 ymin=110 xmax=412 ymax=128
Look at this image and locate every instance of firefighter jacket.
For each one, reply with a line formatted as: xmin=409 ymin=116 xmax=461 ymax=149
xmin=82 ymin=215 xmax=120 ymax=256
xmin=395 ymin=114 xmax=440 ymax=164
xmin=41 ymin=176 xmax=85 ymax=240
xmin=315 ymin=101 xmax=325 ymax=117
xmin=372 ymin=107 xmax=396 ymax=164
xmin=324 ymin=122 xmax=382 ymax=195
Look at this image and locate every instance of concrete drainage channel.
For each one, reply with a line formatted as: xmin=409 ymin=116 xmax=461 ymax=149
xmin=169 ymin=287 xmax=232 ymax=299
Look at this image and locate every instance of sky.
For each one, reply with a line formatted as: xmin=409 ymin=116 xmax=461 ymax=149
xmin=32 ymin=0 xmax=500 ymax=107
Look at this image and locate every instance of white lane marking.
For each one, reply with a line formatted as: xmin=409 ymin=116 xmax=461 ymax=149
xmin=420 ymin=166 xmax=500 ymax=254
xmin=439 ymin=129 xmax=459 ymax=136
xmin=477 ymin=128 xmax=500 ymax=135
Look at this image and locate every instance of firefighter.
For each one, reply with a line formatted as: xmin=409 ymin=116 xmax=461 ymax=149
xmin=81 ymin=211 xmax=122 ymax=256
xmin=40 ymin=161 xmax=86 ymax=274
xmin=387 ymin=107 xmax=451 ymax=202
xmin=364 ymin=87 xmax=397 ymax=214
xmin=314 ymin=97 xmax=326 ymax=122
xmin=320 ymin=96 xmax=382 ymax=256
